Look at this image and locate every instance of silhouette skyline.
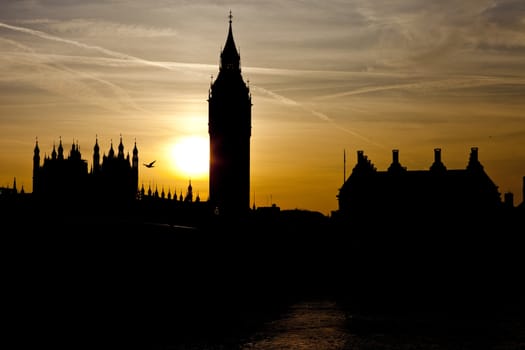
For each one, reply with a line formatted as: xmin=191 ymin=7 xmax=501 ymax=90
xmin=4 ymin=13 xmax=522 ymax=218
xmin=1 ymin=8 xmax=524 ymax=349
xmin=1 ymin=2 xmax=525 ymax=215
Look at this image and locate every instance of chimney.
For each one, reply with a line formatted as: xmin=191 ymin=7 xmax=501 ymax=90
xmin=504 ymin=192 xmax=514 ymax=208
xmin=434 ymin=148 xmax=441 ymax=163
xmin=467 ymin=146 xmax=483 ymax=171
xmin=470 ymin=147 xmax=478 ymax=162
xmin=392 ymin=149 xmax=399 ymax=165
xmin=430 ymin=148 xmax=446 ymax=172
xmin=357 ymin=150 xmax=364 ymax=163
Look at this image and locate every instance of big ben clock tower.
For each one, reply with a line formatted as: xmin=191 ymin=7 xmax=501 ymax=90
xmin=208 ymin=12 xmax=252 ymax=217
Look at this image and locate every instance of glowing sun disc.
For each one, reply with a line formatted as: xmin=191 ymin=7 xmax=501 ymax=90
xmin=171 ymin=136 xmax=209 ymax=178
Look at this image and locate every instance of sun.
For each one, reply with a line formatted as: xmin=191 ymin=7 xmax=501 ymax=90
xmin=170 ymin=136 xmax=209 ymax=179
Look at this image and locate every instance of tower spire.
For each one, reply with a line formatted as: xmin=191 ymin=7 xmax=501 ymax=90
xmin=220 ymin=10 xmax=240 ymax=72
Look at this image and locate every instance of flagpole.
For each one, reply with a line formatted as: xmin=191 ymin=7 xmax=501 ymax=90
xmin=343 ymin=149 xmax=346 ymax=184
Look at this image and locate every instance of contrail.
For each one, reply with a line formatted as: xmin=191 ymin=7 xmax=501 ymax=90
xmin=251 ymin=85 xmax=382 ymax=147
xmin=0 ymin=21 xmax=175 ymax=71
xmin=0 ymin=37 xmax=149 ymax=114
xmin=0 ymin=21 xmax=381 ymax=147
xmin=315 ymin=76 xmax=525 ymax=100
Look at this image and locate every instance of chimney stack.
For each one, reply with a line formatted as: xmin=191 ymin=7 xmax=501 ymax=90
xmin=470 ymin=147 xmax=478 ymax=162
xmin=392 ymin=149 xmax=399 ymax=164
xmin=357 ymin=150 xmax=364 ymax=163
xmin=434 ymin=148 xmax=441 ymax=163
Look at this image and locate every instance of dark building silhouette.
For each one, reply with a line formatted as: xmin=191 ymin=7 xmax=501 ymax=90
xmin=335 ymin=147 xmax=503 ymax=227
xmin=0 ymin=177 xmax=21 ymax=197
xmin=208 ymin=12 xmax=252 ymax=217
xmin=91 ymin=136 xmax=139 ymax=205
xmin=332 ymin=147 xmax=525 ymax=315
xmin=32 ymin=136 xmax=139 ymax=211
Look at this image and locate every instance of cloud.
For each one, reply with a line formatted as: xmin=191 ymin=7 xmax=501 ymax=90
xmin=40 ymin=18 xmax=179 ymax=38
xmin=0 ymin=21 xmax=176 ymax=70
xmin=481 ymin=0 xmax=525 ymax=28
xmin=251 ymin=84 xmax=380 ymax=146
xmin=314 ymin=76 xmax=525 ymax=100
xmin=0 ymin=37 xmax=151 ymax=114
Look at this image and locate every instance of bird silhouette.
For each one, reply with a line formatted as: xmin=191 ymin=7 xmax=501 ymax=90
xmin=143 ymin=160 xmax=156 ymax=168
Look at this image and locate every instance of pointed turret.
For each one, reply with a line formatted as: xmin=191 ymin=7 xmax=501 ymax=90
xmin=131 ymin=139 xmax=139 ymax=196
xmin=185 ymin=179 xmax=193 ymax=202
xmin=57 ymin=137 xmax=64 ymax=160
xmin=33 ymin=138 xmax=40 ymax=158
xmin=117 ymin=135 xmax=125 ymax=159
xmin=108 ymin=140 xmax=115 ymax=158
xmin=93 ymin=136 xmax=100 ymax=174
xmin=33 ymin=138 xmax=40 ymax=192
xmin=51 ymin=143 xmax=57 ymax=160
xmin=132 ymin=139 xmax=139 ymax=169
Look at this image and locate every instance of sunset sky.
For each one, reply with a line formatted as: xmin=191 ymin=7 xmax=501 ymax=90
xmin=1 ymin=0 xmax=524 ymax=215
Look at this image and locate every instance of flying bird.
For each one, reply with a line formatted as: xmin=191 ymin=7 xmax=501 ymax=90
xmin=143 ymin=160 xmax=156 ymax=168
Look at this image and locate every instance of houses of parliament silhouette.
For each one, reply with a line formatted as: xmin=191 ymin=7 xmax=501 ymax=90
xmin=31 ymin=136 xmax=139 ymax=208
xmin=3 ymin=13 xmax=251 ymax=222
xmin=1 ymin=13 xmax=523 ymax=226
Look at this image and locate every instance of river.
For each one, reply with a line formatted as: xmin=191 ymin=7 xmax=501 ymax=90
xmin=236 ymin=299 xmax=524 ymax=350
xmin=240 ymin=299 xmax=348 ymax=349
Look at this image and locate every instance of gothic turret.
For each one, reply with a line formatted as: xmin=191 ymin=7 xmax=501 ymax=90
xmin=57 ymin=138 xmax=64 ymax=160
xmin=118 ymin=135 xmax=125 ymax=159
xmin=51 ymin=143 xmax=57 ymax=160
xmin=33 ymin=139 xmax=40 ymax=193
xmin=132 ymin=140 xmax=139 ymax=169
xmin=184 ymin=179 xmax=193 ymax=203
xmin=93 ymin=136 xmax=100 ymax=174
xmin=108 ymin=140 xmax=115 ymax=158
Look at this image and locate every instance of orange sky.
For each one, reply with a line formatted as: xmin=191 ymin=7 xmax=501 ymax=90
xmin=1 ymin=1 xmax=524 ymax=215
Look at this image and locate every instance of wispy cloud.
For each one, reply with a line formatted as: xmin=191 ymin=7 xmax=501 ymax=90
xmin=314 ymin=76 xmax=525 ymax=100
xmin=0 ymin=20 xmax=384 ymax=140
xmin=252 ymin=84 xmax=381 ymax=146
xmin=0 ymin=22 xmax=177 ymax=70
xmin=0 ymin=37 xmax=150 ymax=114
xmin=41 ymin=18 xmax=179 ymax=38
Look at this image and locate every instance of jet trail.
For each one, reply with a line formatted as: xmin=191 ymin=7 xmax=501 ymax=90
xmin=0 ymin=21 xmax=175 ymax=71
xmin=0 ymin=21 xmax=380 ymax=147
xmin=252 ymin=85 xmax=381 ymax=147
